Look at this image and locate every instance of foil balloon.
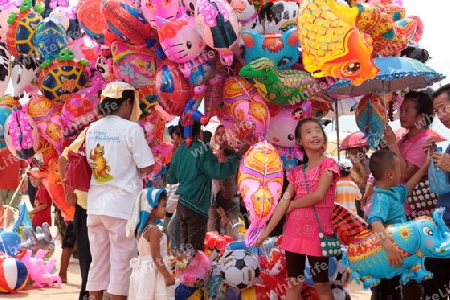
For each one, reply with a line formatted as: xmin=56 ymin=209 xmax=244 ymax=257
xmin=195 ymin=0 xmax=240 ymax=66
xmin=344 ymin=208 xmax=450 ymax=289
xmin=266 ymin=103 xmax=311 ymax=148
xmin=259 ymin=1 xmax=298 ymax=33
xmin=78 ymin=70 xmax=107 ymax=108
xmin=38 ymin=49 xmax=90 ymax=103
xmin=6 ymin=0 xmax=43 ymax=57
xmin=32 ymin=136 xmax=58 ymax=172
xmin=48 ymin=7 xmax=71 ymax=31
xmin=95 ymin=46 xmax=115 ymax=82
xmin=46 ymin=158 xmax=75 ymax=221
xmin=69 ymin=35 xmax=101 ymax=65
xmin=176 ymin=250 xmax=211 ymax=287
xmin=138 ymin=85 xmax=159 ymax=115
xmin=156 ymin=15 xmax=206 ymax=64
xmin=27 ymin=95 xmax=65 ymax=154
xmin=274 ymin=146 xmax=304 ymax=175
xmin=34 ymin=18 xmax=68 ymax=62
xmin=155 ymin=59 xmax=194 ymax=116
xmin=141 ymin=0 xmax=181 ymax=28
xmin=0 ymin=95 xmax=20 ymax=149
xmin=18 ymin=249 xmax=61 ymax=288
xmin=238 ymin=285 xmax=273 ymax=300
xmin=409 ymin=15 xmax=424 ymax=42
xmin=4 ymin=107 xmax=40 ymax=160
xmin=181 ymin=99 xmax=209 ymax=147
xmin=0 ymin=253 xmax=28 ymax=293
xmin=241 ymin=28 xmax=299 ymax=70
xmin=138 ymin=108 xmax=167 ymax=145
xmin=100 ymin=0 xmax=157 ymax=45
xmin=298 ymin=0 xmax=378 ymax=86
xmin=61 ymin=94 xmax=97 ymax=141
xmin=230 ymin=0 xmax=261 ymax=33
xmin=0 ymin=43 xmax=11 ymax=98
xmin=239 ymin=57 xmax=322 ymax=106
xmin=238 ymin=141 xmax=283 ymax=246
xmin=111 ymin=40 xmax=162 ymax=89
xmin=10 ymin=55 xmax=40 ymax=99
xmin=332 ymin=203 xmax=368 ymax=246
xmin=223 ymin=77 xmax=269 ymax=144
xmin=76 ymin=0 xmax=116 ymax=45
xmin=0 ymin=4 xmax=20 ymax=43
xmin=355 ymin=93 xmax=386 ymax=149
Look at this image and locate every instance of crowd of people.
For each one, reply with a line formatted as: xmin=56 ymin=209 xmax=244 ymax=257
xmin=2 ymin=82 xmax=450 ymax=300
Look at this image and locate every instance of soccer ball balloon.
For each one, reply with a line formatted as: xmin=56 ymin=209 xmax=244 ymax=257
xmin=219 ymin=249 xmax=260 ymax=290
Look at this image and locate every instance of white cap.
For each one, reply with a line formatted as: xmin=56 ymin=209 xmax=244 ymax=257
xmin=338 ymin=159 xmax=352 ymax=172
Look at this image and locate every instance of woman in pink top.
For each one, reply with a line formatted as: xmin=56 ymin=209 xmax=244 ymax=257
xmin=381 ymin=91 xmax=434 ymax=300
xmin=256 ymin=119 xmax=339 ymax=300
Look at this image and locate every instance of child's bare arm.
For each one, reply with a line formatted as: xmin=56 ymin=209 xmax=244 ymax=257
xmin=371 ymin=220 xmax=402 ymax=267
xmin=146 ymin=227 xmax=175 ymax=286
xmin=29 ymin=202 xmax=47 ymax=215
xmin=289 ymin=171 xmax=334 ymax=210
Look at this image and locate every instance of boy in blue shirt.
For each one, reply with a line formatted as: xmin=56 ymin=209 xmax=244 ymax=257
xmin=368 ymin=150 xmax=431 ymax=300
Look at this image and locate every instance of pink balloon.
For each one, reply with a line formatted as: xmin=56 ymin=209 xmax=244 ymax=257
xmin=141 ymin=0 xmax=181 ymax=28
xmin=69 ymin=35 xmax=101 ymax=64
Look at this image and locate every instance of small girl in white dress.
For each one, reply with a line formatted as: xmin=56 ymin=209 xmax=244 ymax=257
xmin=126 ymin=188 xmax=175 ymax=300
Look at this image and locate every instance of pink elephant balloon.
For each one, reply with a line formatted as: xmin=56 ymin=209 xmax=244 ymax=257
xmin=195 ymin=0 xmax=240 ymax=65
xmin=141 ymin=0 xmax=181 ymax=28
xmin=27 ymin=96 xmax=65 ymax=155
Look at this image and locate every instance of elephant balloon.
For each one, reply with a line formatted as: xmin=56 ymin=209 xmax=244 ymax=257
xmin=344 ymin=207 xmax=450 ymax=289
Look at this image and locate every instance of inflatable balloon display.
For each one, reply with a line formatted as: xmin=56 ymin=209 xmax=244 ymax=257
xmin=298 ymin=0 xmax=378 ymax=85
xmin=100 ymin=0 xmax=156 ymax=45
xmin=111 ymin=40 xmax=162 ymax=89
xmin=332 ymin=203 xmax=368 ymax=246
xmin=141 ymin=0 xmax=181 ymax=28
xmin=19 ymin=249 xmax=61 ymax=288
xmin=241 ymin=28 xmax=299 ymax=70
xmin=238 ymin=142 xmax=283 ymax=246
xmin=355 ymin=93 xmax=386 ymax=149
xmin=239 ymin=57 xmax=322 ymax=106
xmin=34 ymin=18 xmax=68 ymax=61
xmin=0 ymin=43 xmax=11 ymax=98
xmin=27 ymin=96 xmax=65 ymax=154
xmin=176 ymin=250 xmax=211 ymax=287
xmin=0 ymin=231 xmax=21 ymax=256
xmin=46 ymin=158 xmax=75 ymax=221
xmin=195 ymin=0 xmax=240 ymax=65
xmin=48 ymin=7 xmax=71 ymax=31
xmin=10 ymin=54 xmax=40 ymax=99
xmin=155 ymin=59 xmax=194 ymax=115
xmin=0 ymin=253 xmax=28 ymax=293
xmin=77 ymin=0 xmax=115 ymax=45
xmin=4 ymin=107 xmax=40 ymax=160
xmin=344 ymin=208 xmax=450 ymax=289
xmin=223 ymin=77 xmax=269 ymax=144
xmin=0 ymin=4 xmax=20 ymax=43
xmin=38 ymin=49 xmax=90 ymax=103
xmin=70 ymin=35 xmax=101 ymax=65
xmin=0 ymin=96 xmax=20 ymax=149
xmin=138 ymin=107 xmax=167 ymax=145
xmin=6 ymin=0 xmax=43 ymax=57
xmin=409 ymin=15 xmax=424 ymax=42
xmin=220 ymin=249 xmax=260 ymax=290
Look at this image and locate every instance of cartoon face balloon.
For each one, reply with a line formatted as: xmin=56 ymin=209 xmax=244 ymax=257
xmin=155 ymin=59 xmax=194 ymax=115
xmin=141 ymin=0 xmax=180 ymax=28
xmin=77 ymin=0 xmax=115 ymax=44
xmin=100 ymin=0 xmax=157 ymax=45
xmin=156 ymin=15 xmax=206 ymax=64
xmin=241 ymin=27 xmax=299 ymax=70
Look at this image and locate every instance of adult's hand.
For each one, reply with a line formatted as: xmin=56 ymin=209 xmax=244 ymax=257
xmin=422 ymin=137 xmax=437 ymax=153
xmin=433 ymin=152 xmax=450 ymax=172
xmin=383 ymin=124 xmax=397 ymax=147
xmin=237 ymin=143 xmax=250 ymax=157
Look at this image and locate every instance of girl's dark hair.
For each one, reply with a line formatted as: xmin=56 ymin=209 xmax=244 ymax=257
xmin=168 ymin=125 xmax=183 ymax=138
xmin=403 ymin=91 xmax=433 ymax=128
xmin=294 ymin=118 xmax=327 ymax=164
xmin=216 ymin=124 xmax=225 ymax=131
xmin=158 ymin=190 xmax=167 ymax=202
xmin=98 ymin=90 xmax=135 ymax=117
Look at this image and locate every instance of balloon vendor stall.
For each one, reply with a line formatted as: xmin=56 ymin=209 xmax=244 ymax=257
xmin=0 ymin=0 xmax=447 ymax=297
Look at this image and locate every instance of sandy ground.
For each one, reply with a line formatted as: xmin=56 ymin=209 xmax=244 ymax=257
xmin=5 ymin=196 xmax=372 ymax=299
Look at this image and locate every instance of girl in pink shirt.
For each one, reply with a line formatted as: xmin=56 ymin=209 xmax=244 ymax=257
xmin=256 ymin=118 xmax=339 ymax=300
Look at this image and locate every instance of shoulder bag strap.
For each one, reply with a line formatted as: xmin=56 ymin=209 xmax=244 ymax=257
xmin=302 ymin=164 xmax=324 ymax=233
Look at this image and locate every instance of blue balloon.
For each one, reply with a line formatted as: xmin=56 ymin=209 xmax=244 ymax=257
xmin=33 ymin=18 xmax=68 ymax=62
xmin=0 ymin=230 xmax=21 ymax=256
xmin=304 ymin=257 xmax=338 ymax=287
xmin=175 ymin=283 xmax=198 ymax=298
xmin=226 ymin=241 xmax=261 ymax=256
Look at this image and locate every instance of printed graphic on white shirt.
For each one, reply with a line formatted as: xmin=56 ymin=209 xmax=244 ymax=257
xmin=89 ymin=143 xmax=114 ymax=182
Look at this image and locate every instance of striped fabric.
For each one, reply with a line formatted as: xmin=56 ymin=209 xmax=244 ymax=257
xmin=335 ymin=177 xmax=361 ymax=214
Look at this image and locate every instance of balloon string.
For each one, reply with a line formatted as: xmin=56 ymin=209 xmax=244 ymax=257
xmin=232 ymin=76 xmax=253 ymax=102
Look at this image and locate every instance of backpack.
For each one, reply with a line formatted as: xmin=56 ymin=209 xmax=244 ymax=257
xmin=5 ymin=107 xmax=40 ymax=159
